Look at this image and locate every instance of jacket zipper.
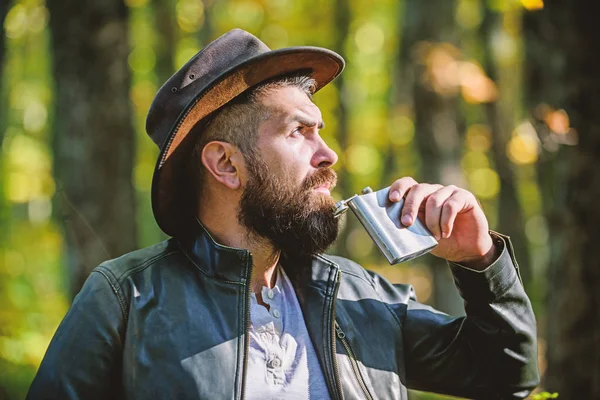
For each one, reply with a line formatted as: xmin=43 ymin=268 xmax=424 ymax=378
xmin=335 ymin=322 xmax=374 ymax=400
xmin=239 ymin=252 xmax=253 ymax=400
xmin=329 ymin=268 xmax=344 ymax=400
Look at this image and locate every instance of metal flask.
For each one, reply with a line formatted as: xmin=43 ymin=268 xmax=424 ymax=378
xmin=333 ymin=186 xmax=438 ymax=264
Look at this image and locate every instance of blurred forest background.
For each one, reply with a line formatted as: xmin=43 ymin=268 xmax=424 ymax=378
xmin=1 ymin=0 xmax=599 ymax=398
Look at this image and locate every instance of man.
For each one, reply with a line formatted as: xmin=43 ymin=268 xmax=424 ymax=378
xmin=28 ymin=29 xmax=539 ymax=399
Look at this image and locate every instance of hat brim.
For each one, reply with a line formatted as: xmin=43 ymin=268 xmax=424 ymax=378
xmin=151 ymin=46 xmax=344 ymax=236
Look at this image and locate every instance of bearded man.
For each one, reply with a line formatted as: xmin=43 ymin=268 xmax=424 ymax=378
xmin=28 ymin=29 xmax=539 ymax=399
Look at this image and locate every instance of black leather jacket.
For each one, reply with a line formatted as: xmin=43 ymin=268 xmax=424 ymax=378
xmin=28 ymin=224 xmax=539 ymax=399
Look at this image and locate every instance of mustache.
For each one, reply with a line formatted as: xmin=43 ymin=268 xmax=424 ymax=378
xmin=302 ymin=168 xmax=337 ymax=192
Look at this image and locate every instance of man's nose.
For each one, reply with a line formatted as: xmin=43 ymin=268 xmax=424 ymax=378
xmin=311 ymin=136 xmax=338 ymax=168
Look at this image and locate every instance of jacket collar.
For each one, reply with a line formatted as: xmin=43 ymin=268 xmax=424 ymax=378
xmin=179 ymin=219 xmax=341 ymax=287
xmin=178 ymin=219 xmax=252 ymax=284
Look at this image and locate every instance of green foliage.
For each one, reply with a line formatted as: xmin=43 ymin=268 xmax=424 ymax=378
xmin=531 ymin=392 xmax=559 ymax=399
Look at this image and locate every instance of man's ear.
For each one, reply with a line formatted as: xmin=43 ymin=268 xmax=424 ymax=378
xmin=201 ymin=141 xmax=243 ymax=190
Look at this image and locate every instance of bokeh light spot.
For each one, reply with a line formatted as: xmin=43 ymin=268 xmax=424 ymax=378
xmin=355 ymin=22 xmax=385 ymax=54
xmin=346 ymin=144 xmax=381 ymax=176
xmin=346 ymin=228 xmax=373 ymax=259
xmin=128 ymin=46 xmax=156 ymax=74
xmin=5 ymin=4 xmax=28 ymax=39
xmin=28 ymin=198 xmax=52 ymax=224
xmin=507 ymin=135 xmax=539 ymax=165
xmin=468 ymin=168 xmax=500 ymax=199
xmin=177 ymin=0 xmax=205 ymax=33
xmin=23 ymin=101 xmax=48 ymax=133
xmin=131 ymin=80 xmax=157 ymax=115
xmin=125 ymin=0 xmax=150 ymax=7
xmin=388 ymin=115 xmax=415 ymax=146
xmin=461 ymin=151 xmax=490 ymax=171
xmin=28 ymin=6 xmax=49 ymax=33
xmin=544 ymin=109 xmax=570 ymax=134
xmin=525 ymin=215 xmax=549 ymax=245
xmin=521 ymin=0 xmax=544 ymax=11
xmin=456 ymin=0 xmax=483 ymax=30
xmin=261 ymin=24 xmax=289 ymax=48
xmin=466 ymin=124 xmax=492 ymax=152
xmin=227 ymin=0 xmax=264 ymax=29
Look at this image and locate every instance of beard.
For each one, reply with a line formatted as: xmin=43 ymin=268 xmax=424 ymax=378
xmin=238 ymin=154 xmax=340 ymax=262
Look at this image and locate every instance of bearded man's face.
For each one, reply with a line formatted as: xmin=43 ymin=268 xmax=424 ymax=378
xmin=238 ymin=153 xmax=339 ymax=260
xmin=236 ymin=85 xmax=341 ymax=261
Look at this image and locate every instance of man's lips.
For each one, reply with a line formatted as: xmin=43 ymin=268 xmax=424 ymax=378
xmin=313 ymin=182 xmax=333 ymax=193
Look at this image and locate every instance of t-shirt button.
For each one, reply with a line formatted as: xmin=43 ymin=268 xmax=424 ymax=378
xmin=272 ymin=309 xmax=281 ymax=318
xmin=267 ymin=289 xmax=275 ymax=299
xmin=271 ymin=357 xmax=282 ymax=368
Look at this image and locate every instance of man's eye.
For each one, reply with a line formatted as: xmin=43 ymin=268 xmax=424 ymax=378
xmin=291 ymin=126 xmax=303 ymax=136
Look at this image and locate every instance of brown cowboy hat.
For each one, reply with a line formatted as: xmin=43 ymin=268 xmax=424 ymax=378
xmin=146 ymin=29 xmax=345 ymax=236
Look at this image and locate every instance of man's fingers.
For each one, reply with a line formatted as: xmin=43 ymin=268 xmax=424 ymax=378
xmin=389 ymin=177 xmax=418 ymax=202
xmin=401 ymin=183 xmax=443 ymax=226
xmin=440 ymin=192 xmax=469 ymax=238
xmin=425 ymin=186 xmax=456 ymax=239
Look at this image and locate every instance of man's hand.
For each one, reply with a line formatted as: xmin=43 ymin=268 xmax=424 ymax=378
xmin=389 ymin=177 xmax=497 ymax=270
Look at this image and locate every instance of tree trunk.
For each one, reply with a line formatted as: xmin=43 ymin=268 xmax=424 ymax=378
xmin=400 ymin=0 xmax=464 ymax=315
xmin=0 ymin=0 xmax=10 ymax=238
xmin=47 ymin=0 xmax=137 ymax=298
xmin=198 ymin=0 xmax=214 ymax=47
xmin=480 ymin=8 xmax=532 ymax=289
xmin=151 ymin=0 xmax=176 ymax=84
xmin=331 ymin=0 xmax=353 ymax=258
xmin=0 ymin=0 xmax=8 ymax=101
xmin=525 ymin=1 xmax=600 ymax=397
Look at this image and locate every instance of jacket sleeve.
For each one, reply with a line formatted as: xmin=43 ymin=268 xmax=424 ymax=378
xmin=27 ymin=268 xmax=125 ymax=400
xmin=400 ymin=233 xmax=539 ymax=399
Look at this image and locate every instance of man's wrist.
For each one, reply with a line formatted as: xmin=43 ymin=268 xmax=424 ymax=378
xmin=454 ymin=234 xmax=502 ymax=271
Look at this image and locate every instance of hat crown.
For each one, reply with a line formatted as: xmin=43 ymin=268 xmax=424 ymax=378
xmin=146 ymin=29 xmax=271 ymax=149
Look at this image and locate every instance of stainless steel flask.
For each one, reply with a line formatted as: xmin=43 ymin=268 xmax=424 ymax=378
xmin=333 ymin=186 xmax=438 ymax=264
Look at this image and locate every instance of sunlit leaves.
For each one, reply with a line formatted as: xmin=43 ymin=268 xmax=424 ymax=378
xmin=416 ymin=43 xmax=497 ymax=103
xmin=532 ymin=392 xmax=559 ymax=400
xmin=521 ymin=0 xmax=544 ymax=11
xmin=459 ymin=61 xmax=497 ymax=103
xmin=5 ymin=133 xmax=54 ymax=204
xmin=134 ymin=161 xmax=154 ymax=191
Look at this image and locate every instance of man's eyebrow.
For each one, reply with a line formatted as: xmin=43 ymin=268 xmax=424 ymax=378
xmin=285 ymin=114 xmax=325 ymax=130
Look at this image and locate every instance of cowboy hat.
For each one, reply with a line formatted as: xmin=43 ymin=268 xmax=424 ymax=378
xmin=146 ymin=28 xmax=344 ymax=236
